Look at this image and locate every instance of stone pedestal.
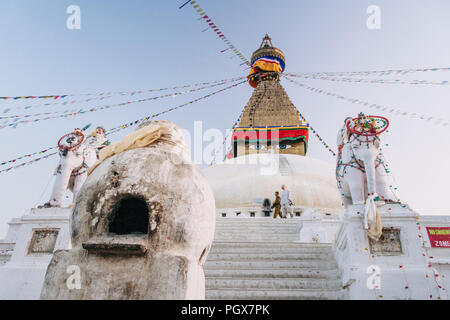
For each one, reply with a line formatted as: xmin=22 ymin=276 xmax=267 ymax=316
xmin=299 ymin=209 xmax=327 ymax=243
xmin=0 ymin=208 xmax=71 ymax=299
xmin=333 ymin=203 xmax=448 ymax=300
xmin=298 ymin=209 xmax=341 ymax=243
xmin=40 ymin=146 xmax=216 ymax=300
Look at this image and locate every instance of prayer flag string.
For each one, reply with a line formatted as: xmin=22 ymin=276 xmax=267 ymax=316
xmin=1 ymin=78 xmax=244 ymax=124
xmin=283 ymin=76 xmax=450 ymax=127
xmin=289 ymin=67 xmax=450 ymax=78
xmin=0 ymin=146 xmax=58 ymax=167
xmin=291 ymin=104 xmax=336 ymax=157
xmin=186 ymin=1 xmax=250 ymax=67
xmin=285 ymin=73 xmax=450 ymax=86
xmin=0 ymin=80 xmax=246 ymax=174
xmin=210 ymin=109 xmax=245 ymax=165
xmin=0 ymin=76 xmax=244 ymax=103
xmin=106 ymin=80 xmax=246 ymax=135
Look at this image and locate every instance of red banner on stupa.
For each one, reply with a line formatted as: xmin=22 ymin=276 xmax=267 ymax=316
xmin=231 ymin=126 xmax=309 ymax=143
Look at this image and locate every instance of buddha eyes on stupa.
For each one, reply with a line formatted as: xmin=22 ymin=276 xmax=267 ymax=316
xmin=249 ymin=144 xmax=266 ymax=150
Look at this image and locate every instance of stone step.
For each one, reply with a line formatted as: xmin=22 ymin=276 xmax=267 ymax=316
xmin=215 ymin=231 xmax=299 ymax=235
xmin=206 ymin=277 xmax=342 ymax=290
xmin=207 ymin=252 xmax=333 ymax=261
xmin=213 ymin=237 xmax=299 ymax=242
xmin=205 ymin=288 xmax=347 ymax=300
xmin=214 ymin=235 xmax=299 ymax=240
xmin=214 ymin=232 xmax=299 ymax=237
xmin=215 ymin=220 xmax=300 ymax=225
xmin=215 ymin=231 xmax=299 ymax=236
xmin=211 ymin=242 xmax=333 ymax=249
xmin=204 ymin=259 xmax=338 ymax=270
xmin=213 ymin=238 xmax=299 ymax=243
xmin=214 ymin=228 xmax=300 ymax=232
xmin=210 ymin=246 xmax=332 ymax=254
xmin=215 ymin=222 xmax=300 ymax=227
xmin=205 ymin=219 xmax=344 ymax=301
xmin=215 ymin=219 xmax=299 ymax=223
xmin=214 ymin=234 xmax=299 ymax=239
xmin=204 ymin=268 xmax=340 ymax=279
xmin=215 ymin=227 xmax=300 ymax=233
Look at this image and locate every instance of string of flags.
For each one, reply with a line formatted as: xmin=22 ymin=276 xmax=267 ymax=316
xmin=0 ymin=152 xmax=58 ymax=174
xmin=291 ymin=104 xmax=336 ymax=157
xmin=210 ymin=109 xmax=245 ymax=165
xmin=0 ymin=124 xmax=92 ymax=167
xmin=185 ymin=0 xmax=250 ymax=67
xmin=1 ymin=78 xmax=244 ymax=124
xmin=1 ymin=78 xmax=244 ymax=129
xmin=0 ymin=80 xmax=246 ymax=175
xmin=106 ymin=80 xmax=245 ymax=135
xmin=289 ymin=66 xmax=450 ymax=78
xmin=1 ymin=146 xmax=58 ymax=168
xmin=283 ymin=76 xmax=450 ymax=127
xmin=0 ymin=95 xmax=68 ymax=101
xmin=0 ymin=76 xmax=245 ymax=113
xmin=285 ymin=73 xmax=450 ymax=86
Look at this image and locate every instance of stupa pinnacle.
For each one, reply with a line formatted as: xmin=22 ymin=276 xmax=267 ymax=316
xmin=229 ymin=35 xmax=309 ymax=158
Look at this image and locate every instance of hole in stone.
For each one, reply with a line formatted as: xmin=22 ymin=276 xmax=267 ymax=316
xmin=221 ymin=213 xmax=227 ymax=217
xmin=250 ymin=212 xmax=255 ymax=217
xmin=109 ymin=196 xmax=149 ymax=235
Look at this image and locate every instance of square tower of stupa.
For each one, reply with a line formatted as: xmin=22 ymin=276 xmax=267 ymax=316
xmin=230 ymin=35 xmax=309 ymax=158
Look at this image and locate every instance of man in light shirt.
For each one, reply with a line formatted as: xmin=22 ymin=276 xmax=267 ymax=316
xmin=281 ymin=185 xmax=293 ymax=218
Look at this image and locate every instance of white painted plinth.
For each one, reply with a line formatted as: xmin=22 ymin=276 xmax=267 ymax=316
xmin=299 ymin=209 xmax=340 ymax=243
xmin=0 ymin=208 xmax=71 ymax=299
xmin=334 ymin=204 xmax=448 ymax=300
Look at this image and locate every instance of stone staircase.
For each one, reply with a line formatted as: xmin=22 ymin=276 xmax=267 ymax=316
xmin=204 ymin=218 xmax=346 ymax=300
xmin=278 ymin=155 xmax=294 ymax=176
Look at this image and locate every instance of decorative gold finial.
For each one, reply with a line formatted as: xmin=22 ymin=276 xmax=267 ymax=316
xmin=260 ymin=34 xmax=274 ymax=48
xmin=250 ymin=35 xmax=285 ymax=67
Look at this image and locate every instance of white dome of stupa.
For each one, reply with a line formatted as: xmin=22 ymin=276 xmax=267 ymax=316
xmin=202 ymin=153 xmax=343 ymax=213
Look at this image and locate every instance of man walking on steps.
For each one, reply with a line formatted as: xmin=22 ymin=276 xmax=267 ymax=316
xmin=281 ymin=185 xmax=294 ymax=218
xmin=272 ymin=191 xmax=282 ymax=219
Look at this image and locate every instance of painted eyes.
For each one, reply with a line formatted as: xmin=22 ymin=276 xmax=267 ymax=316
xmin=249 ymin=144 xmax=266 ymax=150
xmin=248 ymin=144 xmax=292 ymax=150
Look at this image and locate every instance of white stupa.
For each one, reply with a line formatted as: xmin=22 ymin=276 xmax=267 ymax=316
xmin=203 ymin=153 xmax=342 ymax=215
xmin=202 ymin=35 xmax=342 ymax=219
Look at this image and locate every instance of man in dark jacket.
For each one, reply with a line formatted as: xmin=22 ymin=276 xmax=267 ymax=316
xmin=271 ymin=191 xmax=282 ymax=219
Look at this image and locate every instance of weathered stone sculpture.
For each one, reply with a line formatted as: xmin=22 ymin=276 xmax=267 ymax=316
xmin=40 ymin=120 xmax=216 ymax=299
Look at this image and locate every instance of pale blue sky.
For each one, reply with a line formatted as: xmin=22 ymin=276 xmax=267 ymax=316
xmin=0 ymin=0 xmax=449 ymax=238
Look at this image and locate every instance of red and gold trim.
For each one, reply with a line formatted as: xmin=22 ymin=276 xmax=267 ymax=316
xmin=232 ymin=126 xmax=309 ymax=143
